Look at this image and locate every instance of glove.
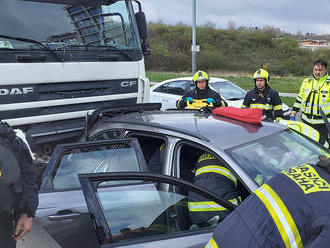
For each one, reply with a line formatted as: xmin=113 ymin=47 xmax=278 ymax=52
xmin=184 ymin=97 xmax=194 ymax=104
xmin=206 ymin=98 xmax=216 ymax=104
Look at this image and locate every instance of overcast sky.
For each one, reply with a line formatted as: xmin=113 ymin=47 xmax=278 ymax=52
xmin=141 ymin=0 xmax=330 ymax=35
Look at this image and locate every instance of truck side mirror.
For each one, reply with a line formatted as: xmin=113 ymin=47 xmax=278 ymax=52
xmin=135 ymin=11 xmax=147 ymax=40
xmin=135 ymin=11 xmax=150 ymax=57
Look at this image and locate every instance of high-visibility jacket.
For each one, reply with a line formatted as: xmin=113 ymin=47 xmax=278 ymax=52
xmin=205 ymin=163 xmax=330 ymax=248
xmin=277 ymin=118 xmax=319 ymax=141
xmin=293 ymin=74 xmax=330 ymax=125
xmin=188 ymin=152 xmax=240 ymax=225
xmin=176 ymin=87 xmax=226 ymax=109
xmin=242 ymin=86 xmax=283 ymax=120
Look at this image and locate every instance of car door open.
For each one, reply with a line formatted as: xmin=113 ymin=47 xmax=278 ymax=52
xmin=78 ymin=172 xmax=236 ymax=248
xmin=37 ymin=138 xmax=148 ymax=248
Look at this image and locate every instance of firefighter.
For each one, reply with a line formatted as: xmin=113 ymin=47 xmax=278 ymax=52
xmin=176 ymin=70 xmax=227 ymax=109
xmin=242 ymin=69 xmax=283 ymax=121
xmin=188 ymin=152 xmax=240 ymax=228
xmin=205 ymin=156 xmax=330 ymax=248
xmin=0 ymin=122 xmax=38 ymax=248
xmin=291 ymin=59 xmax=330 ymax=145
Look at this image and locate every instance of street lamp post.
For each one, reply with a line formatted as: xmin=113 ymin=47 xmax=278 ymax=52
xmin=191 ymin=0 xmax=199 ymax=75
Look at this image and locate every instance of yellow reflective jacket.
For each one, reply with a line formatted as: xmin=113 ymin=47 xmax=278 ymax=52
xmin=277 ymin=119 xmax=320 ymax=142
xmin=293 ymin=74 xmax=330 ymax=124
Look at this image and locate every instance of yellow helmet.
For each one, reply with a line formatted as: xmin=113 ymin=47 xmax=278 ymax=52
xmin=253 ymin=69 xmax=270 ymax=85
xmin=193 ymin=70 xmax=210 ymax=87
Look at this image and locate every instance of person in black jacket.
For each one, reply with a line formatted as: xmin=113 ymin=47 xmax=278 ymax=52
xmin=242 ymin=69 xmax=283 ymax=120
xmin=177 ymin=70 xmax=227 ymax=109
xmin=0 ymin=122 xmax=38 ymax=248
xmin=188 ymin=152 xmax=240 ymax=228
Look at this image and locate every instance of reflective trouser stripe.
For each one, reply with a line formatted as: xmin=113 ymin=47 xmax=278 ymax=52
xmin=255 ymin=184 xmax=302 ymax=248
xmin=304 ymin=124 xmax=319 ymax=141
xmin=188 ymin=198 xmax=239 ymax=212
xmin=195 ymin=165 xmax=237 ymax=185
xmin=205 ymin=238 xmax=219 ymax=248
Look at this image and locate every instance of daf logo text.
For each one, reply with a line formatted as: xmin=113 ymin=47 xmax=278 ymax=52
xmin=0 ymin=87 xmax=34 ymax=95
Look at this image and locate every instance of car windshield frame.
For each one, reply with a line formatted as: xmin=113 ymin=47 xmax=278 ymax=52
xmin=0 ymin=0 xmax=142 ymax=62
xmin=226 ymin=128 xmax=329 ymax=185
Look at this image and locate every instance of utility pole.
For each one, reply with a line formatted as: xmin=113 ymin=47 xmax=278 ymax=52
xmin=191 ymin=0 xmax=199 ymax=75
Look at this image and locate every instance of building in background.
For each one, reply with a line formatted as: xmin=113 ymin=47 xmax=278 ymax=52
xmin=299 ymin=39 xmax=329 ymax=50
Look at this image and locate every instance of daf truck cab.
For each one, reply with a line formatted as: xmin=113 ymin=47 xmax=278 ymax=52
xmin=0 ymin=0 xmax=149 ymax=158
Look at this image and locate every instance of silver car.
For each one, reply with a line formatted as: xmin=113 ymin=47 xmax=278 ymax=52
xmin=37 ymin=104 xmax=328 ymax=247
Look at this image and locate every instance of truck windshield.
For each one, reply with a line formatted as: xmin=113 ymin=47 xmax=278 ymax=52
xmin=0 ymin=0 xmax=141 ymax=53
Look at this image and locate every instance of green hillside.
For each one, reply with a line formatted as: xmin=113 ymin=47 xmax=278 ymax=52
xmin=146 ymin=22 xmax=330 ymax=76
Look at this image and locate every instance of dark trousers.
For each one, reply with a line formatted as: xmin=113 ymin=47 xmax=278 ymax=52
xmin=0 ymin=213 xmax=16 ymax=248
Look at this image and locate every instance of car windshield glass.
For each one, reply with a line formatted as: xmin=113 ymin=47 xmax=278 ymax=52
xmin=210 ymin=81 xmax=247 ymax=100
xmin=227 ymin=129 xmax=329 ymax=184
xmin=0 ymin=0 xmax=140 ymax=52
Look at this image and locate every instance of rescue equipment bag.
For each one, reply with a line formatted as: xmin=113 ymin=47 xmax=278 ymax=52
xmin=212 ymin=107 xmax=263 ymax=125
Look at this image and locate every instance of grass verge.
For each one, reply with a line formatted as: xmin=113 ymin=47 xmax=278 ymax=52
xmin=147 ymin=71 xmax=304 ymax=93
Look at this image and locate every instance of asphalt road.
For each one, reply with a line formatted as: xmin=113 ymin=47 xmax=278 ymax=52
xmin=17 ymin=220 xmax=61 ymax=248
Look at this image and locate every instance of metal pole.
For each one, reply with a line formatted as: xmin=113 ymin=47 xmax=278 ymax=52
xmin=192 ymin=0 xmax=197 ymax=75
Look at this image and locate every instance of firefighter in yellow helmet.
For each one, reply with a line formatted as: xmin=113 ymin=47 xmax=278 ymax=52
xmin=176 ymin=70 xmax=227 ymax=109
xmin=291 ymin=59 xmax=330 ymax=146
xmin=242 ymin=69 xmax=283 ymax=120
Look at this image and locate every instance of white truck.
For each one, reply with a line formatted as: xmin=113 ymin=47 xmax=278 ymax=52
xmin=0 ymin=0 xmax=150 ymax=158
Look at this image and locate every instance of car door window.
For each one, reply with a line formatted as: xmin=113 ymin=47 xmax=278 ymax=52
xmin=127 ymin=134 xmax=166 ymax=174
xmin=79 ymin=173 xmax=235 ymax=246
xmin=155 ymin=81 xmax=187 ymax=95
xmin=46 ymin=139 xmax=147 ymax=191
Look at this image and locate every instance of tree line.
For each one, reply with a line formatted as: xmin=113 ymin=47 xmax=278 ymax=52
xmin=145 ymin=21 xmax=330 ymax=76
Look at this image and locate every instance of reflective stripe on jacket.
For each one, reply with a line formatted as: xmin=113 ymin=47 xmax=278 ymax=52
xmin=206 ymin=164 xmax=330 ymax=248
xmin=242 ymin=86 xmax=283 ymax=120
xmin=293 ymin=74 xmax=330 ymax=124
xmin=188 ymin=152 xmax=239 ymax=224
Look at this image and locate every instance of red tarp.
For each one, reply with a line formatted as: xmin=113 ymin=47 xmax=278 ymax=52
xmin=212 ymin=107 xmax=263 ymax=125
